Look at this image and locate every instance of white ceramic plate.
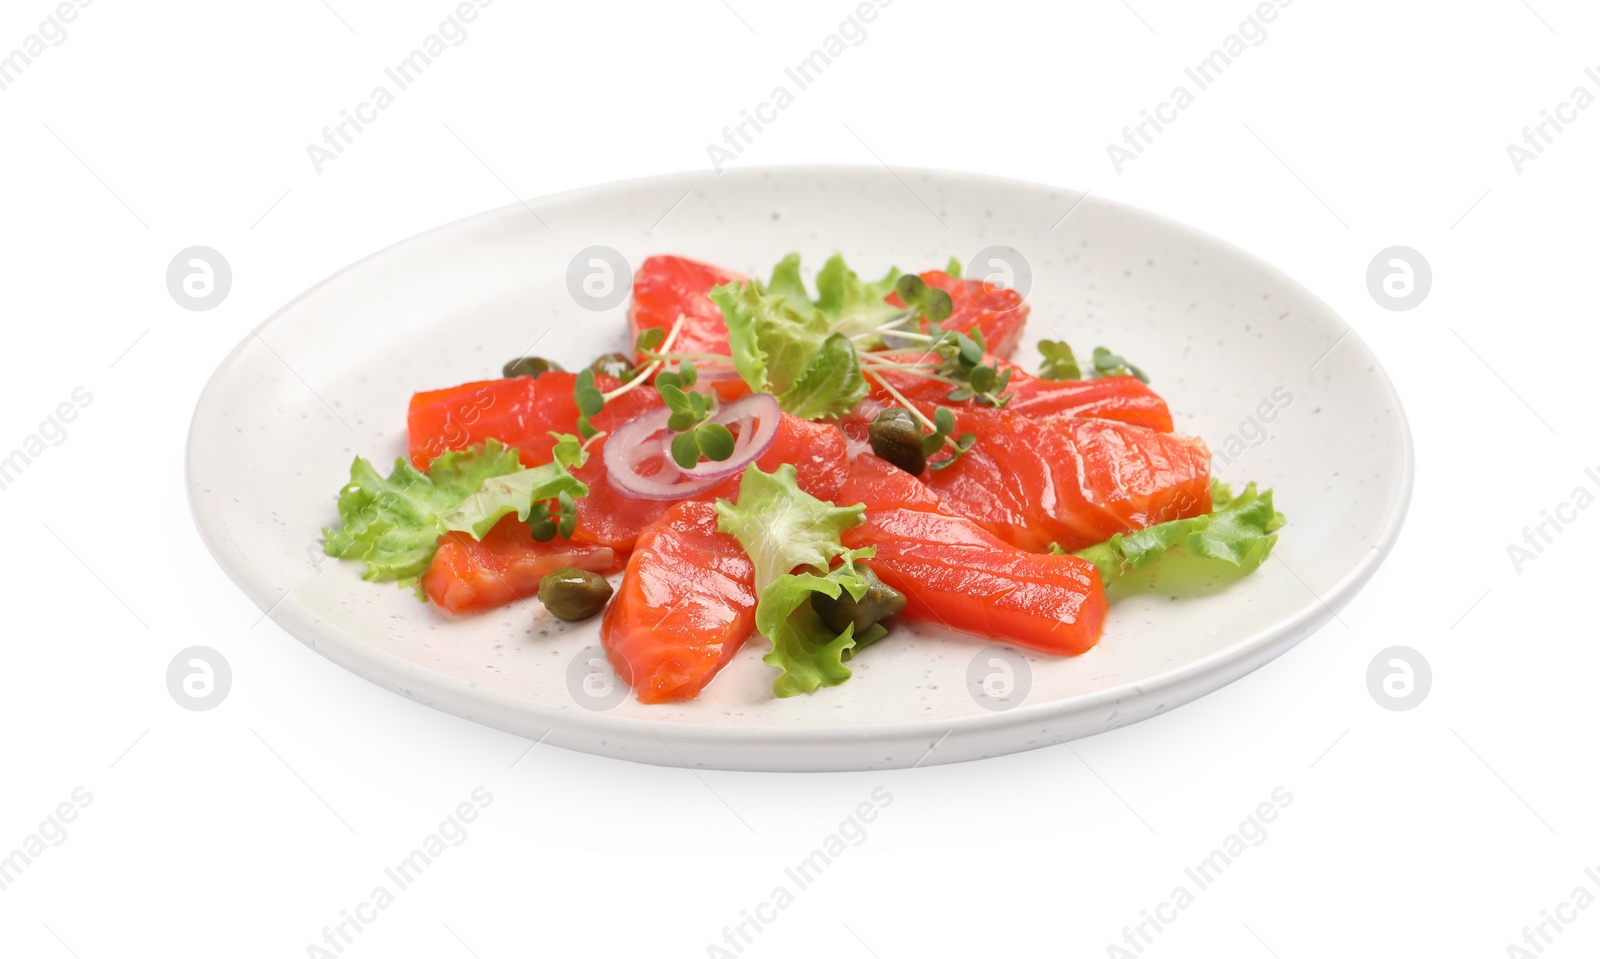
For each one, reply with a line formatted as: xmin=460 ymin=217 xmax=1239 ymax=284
xmin=187 ymin=166 xmax=1412 ymax=771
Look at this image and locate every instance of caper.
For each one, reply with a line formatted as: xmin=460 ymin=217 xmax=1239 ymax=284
xmin=868 ymin=407 xmax=927 ymax=475
xmin=538 ymin=567 xmax=613 ymax=621
xmin=811 ymin=566 xmax=906 ymax=636
xmin=589 ymin=352 xmax=634 ymax=381
xmin=502 ymin=356 xmax=563 ymax=379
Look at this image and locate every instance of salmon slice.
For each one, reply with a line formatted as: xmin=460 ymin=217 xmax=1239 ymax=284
xmin=407 ymin=372 xmax=659 ymax=469
xmin=867 ymin=353 xmax=1173 ymax=432
xmin=839 ymin=455 xmax=1106 ymax=655
xmin=923 ymin=409 xmax=1212 ymax=553
xmin=601 ymin=501 xmax=757 ymax=704
xmin=629 ymin=255 xmax=746 ymax=360
xmin=884 ymin=270 xmax=1029 ymax=359
xmin=422 ymin=515 xmax=615 ymax=614
xmin=570 ymin=414 xmax=849 ymax=559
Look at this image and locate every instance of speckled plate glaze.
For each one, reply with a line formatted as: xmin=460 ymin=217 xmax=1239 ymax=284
xmin=187 ymin=166 xmax=1412 ymax=771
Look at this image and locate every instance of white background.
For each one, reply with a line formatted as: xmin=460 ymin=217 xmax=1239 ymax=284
xmin=1 ymin=0 xmax=1595 ymax=956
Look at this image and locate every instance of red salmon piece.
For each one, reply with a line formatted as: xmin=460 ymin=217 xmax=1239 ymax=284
xmin=570 ymin=414 xmax=850 ymax=559
xmin=923 ymin=409 xmax=1212 ymax=553
xmin=839 ymin=455 xmax=1106 ymax=655
xmin=422 ymin=515 xmax=615 ymax=614
xmin=1002 ymin=374 xmax=1171 ymax=432
xmin=406 ymin=372 xmax=659 ymax=469
xmin=866 ymin=353 xmax=1173 ymax=432
xmin=601 ymin=501 xmax=757 ymax=704
xmin=629 ymin=255 xmax=745 ymax=360
xmin=884 ymin=270 xmax=1029 ymax=359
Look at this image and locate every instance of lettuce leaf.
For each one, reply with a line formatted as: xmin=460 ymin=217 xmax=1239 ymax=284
xmin=766 ymin=252 xmax=814 ymax=311
xmin=710 ymin=277 xmax=829 ymax=400
xmin=764 ymin=252 xmax=902 ymax=337
xmin=323 ymin=440 xmax=524 ymax=587
xmin=437 ymin=434 xmax=589 ymax=540
xmin=709 ymin=253 xmax=894 ymax=420
xmin=1068 ymin=481 xmax=1286 ymax=587
xmin=781 ymin=333 xmax=868 ymax=421
xmin=813 ymin=254 xmax=902 ymax=338
xmin=753 ymin=552 xmax=883 ymax=697
xmin=715 ymin=464 xmax=879 ymax=697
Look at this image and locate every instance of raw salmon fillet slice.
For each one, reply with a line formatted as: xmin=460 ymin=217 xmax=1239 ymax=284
xmin=923 ymin=409 xmax=1212 ymax=553
xmin=629 ymin=254 xmax=746 ymax=360
xmin=407 ymin=372 xmax=658 ymax=469
xmin=601 ymin=501 xmax=757 ymax=704
xmin=422 ymin=515 xmax=615 ymax=614
xmin=836 ymin=455 xmax=1106 ymax=655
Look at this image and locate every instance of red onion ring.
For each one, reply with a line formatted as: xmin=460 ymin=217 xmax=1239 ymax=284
xmin=681 ymin=360 xmax=743 ymax=395
xmin=692 ymin=361 xmax=742 ymax=381
xmin=604 ymin=393 xmax=781 ymax=500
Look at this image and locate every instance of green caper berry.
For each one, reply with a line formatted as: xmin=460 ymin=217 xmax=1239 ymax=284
xmin=811 ymin=566 xmax=906 ymax=636
xmin=503 ymin=356 xmax=563 ymax=379
xmin=589 ymin=352 xmax=634 ymax=380
xmin=868 ymin=407 xmax=928 ymax=476
xmin=538 ymin=567 xmax=613 ymax=622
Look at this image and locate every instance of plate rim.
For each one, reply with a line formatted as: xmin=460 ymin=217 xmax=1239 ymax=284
xmin=185 ymin=163 xmax=1415 ymax=769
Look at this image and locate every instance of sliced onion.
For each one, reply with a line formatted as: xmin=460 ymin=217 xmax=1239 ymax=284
xmin=692 ymin=361 xmax=742 ymax=381
xmin=604 ymin=393 xmax=782 ymax=500
xmin=604 ymin=407 xmax=697 ymax=500
xmin=682 ymin=360 xmax=743 ymax=395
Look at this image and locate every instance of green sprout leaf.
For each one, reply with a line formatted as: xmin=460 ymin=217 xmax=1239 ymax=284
xmin=1037 ymin=339 xmax=1082 ymax=381
xmin=574 ymin=368 xmax=605 ymax=439
xmin=655 ymin=359 xmax=743 ymax=468
xmin=696 ymin=422 xmax=736 ymax=461
xmin=928 ymin=432 xmax=976 ymax=471
xmin=1091 ymin=346 xmax=1149 ymax=384
xmin=895 ymin=274 xmax=953 ymax=324
xmin=669 ymin=430 xmax=701 ymax=470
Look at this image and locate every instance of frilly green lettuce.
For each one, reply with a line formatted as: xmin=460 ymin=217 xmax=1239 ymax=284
xmin=1068 ymin=481 xmax=1286 ymax=586
xmin=715 ymin=464 xmax=881 ymax=697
